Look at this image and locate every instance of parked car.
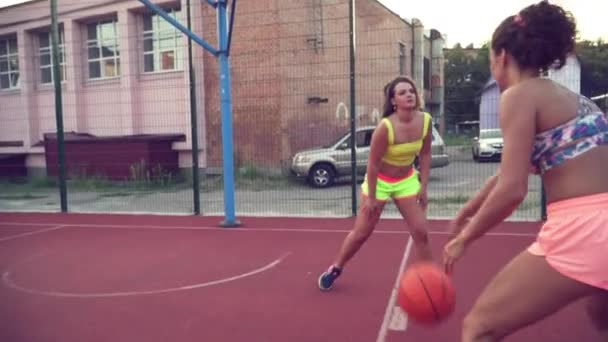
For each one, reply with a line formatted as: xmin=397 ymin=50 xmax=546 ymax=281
xmin=290 ymin=125 xmax=449 ymax=188
xmin=472 ymin=128 xmax=503 ymax=162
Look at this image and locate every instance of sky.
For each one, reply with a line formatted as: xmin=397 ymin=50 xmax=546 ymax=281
xmin=1 ymin=0 xmax=606 ymax=47
xmin=378 ymin=0 xmax=608 ymax=47
xmin=0 ymin=0 xmax=29 ymax=8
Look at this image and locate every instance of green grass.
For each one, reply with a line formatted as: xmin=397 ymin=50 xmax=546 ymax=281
xmin=0 ymin=176 xmax=189 ymax=195
xmin=430 ymin=194 xmax=471 ymax=204
xmin=200 ymin=167 xmax=297 ymax=192
xmin=443 ymin=134 xmax=473 ymax=146
xmin=0 ymin=193 xmax=48 ymax=200
xmin=0 ymin=167 xmax=296 ymax=198
xmin=98 ymin=192 xmax=134 ymax=198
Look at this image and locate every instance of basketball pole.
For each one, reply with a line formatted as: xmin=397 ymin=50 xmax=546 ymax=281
xmin=217 ymin=0 xmax=240 ymax=227
xmin=138 ymin=0 xmax=240 ymax=227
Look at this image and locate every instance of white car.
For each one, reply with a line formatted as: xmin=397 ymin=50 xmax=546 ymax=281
xmin=472 ymin=128 xmax=503 ymax=162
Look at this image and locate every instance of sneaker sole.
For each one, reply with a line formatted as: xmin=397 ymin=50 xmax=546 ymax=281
xmin=318 ymin=273 xmax=333 ymax=291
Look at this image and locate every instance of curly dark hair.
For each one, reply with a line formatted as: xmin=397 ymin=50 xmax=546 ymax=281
xmin=491 ymin=1 xmax=577 ymax=72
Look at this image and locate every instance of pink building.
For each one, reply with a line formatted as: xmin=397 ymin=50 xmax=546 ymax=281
xmin=0 ymin=0 xmax=205 ymax=179
xmin=0 ymin=0 xmax=445 ymax=179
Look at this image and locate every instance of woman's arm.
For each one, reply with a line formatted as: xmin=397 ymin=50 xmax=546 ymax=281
xmin=417 ymin=114 xmax=432 ymax=193
xmin=365 ymin=121 xmax=389 ymax=202
xmin=452 ymin=172 xmax=500 ymax=227
xmin=458 ymin=86 xmax=537 ymax=246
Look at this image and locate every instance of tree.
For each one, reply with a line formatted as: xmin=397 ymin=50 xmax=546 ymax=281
xmin=444 ymin=39 xmax=608 ymax=129
xmin=443 ymin=44 xmax=490 ymax=126
xmin=577 ymin=39 xmax=608 ymax=98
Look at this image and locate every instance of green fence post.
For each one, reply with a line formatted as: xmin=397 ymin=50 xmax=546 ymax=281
xmin=348 ymin=0 xmax=357 ymax=216
xmin=540 ymin=181 xmax=547 ymax=221
xmin=187 ymin=0 xmax=201 ymax=215
xmin=51 ymin=0 xmax=68 ymax=212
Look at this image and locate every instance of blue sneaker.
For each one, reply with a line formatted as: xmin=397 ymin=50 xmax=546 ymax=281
xmin=318 ymin=265 xmax=342 ymax=291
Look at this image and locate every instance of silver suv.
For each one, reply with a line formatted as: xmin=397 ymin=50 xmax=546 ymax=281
xmin=290 ymin=125 xmax=449 ymax=188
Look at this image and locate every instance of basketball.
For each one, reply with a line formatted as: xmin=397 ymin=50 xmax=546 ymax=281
xmin=397 ymin=261 xmax=456 ymax=324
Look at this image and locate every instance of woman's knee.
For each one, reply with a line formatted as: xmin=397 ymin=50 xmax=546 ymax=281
xmin=408 ymin=222 xmax=429 ymax=244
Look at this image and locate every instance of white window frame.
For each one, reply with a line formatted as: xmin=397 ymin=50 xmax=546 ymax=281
xmin=86 ymin=19 xmax=120 ymax=80
xmin=141 ymin=9 xmax=183 ymax=74
xmin=0 ymin=36 xmax=20 ymax=90
xmin=38 ymin=29 xmax=67 ymax=84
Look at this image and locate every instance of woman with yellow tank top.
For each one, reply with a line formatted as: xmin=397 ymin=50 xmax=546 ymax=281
xmin=318 ymin=76 xmax=435 ymax=291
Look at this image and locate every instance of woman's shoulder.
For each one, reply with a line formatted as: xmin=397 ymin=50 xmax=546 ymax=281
xmin=378 ymin=116 xmax=391 ymax=126
xmin=506 ymin=78 xmax=573 ymax=99
xmin=375 ymin=117 xmax=391 ymax=132
xmin=414 ymin=110 xmax=432 ymax=118
xmin=499 ymin=79 xmax=548 ymax=107
xmin=416 ymin=111 xmax=432 ymax=124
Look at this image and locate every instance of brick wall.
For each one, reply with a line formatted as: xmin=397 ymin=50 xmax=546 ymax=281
xmin=201 ymin=0 xmax=421 ymax=170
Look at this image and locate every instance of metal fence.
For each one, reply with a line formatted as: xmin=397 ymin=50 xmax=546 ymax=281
xmin=3 ymin=0 xmax=589 ymax=222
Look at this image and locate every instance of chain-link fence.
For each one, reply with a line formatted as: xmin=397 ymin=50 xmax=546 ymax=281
xmin=3 ymin=0 xmax=598 ymax=221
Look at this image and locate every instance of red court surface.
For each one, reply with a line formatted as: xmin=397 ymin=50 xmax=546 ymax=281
xmin=0 ymin=213 xmax=600 ymax=342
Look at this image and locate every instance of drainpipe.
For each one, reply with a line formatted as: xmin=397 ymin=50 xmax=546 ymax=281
xmin=431 ymin=29 xmax=445 ymax=135
xmin=411 ymin=18 xmax=424 ymax=92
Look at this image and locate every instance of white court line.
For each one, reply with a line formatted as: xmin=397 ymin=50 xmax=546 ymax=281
xmin=376 ymin=236 xmax=414 ymax=342
xmin=0 ymin=221 xmax=538 ymax=237
xmin=3 ymin=252 xmax=290 ymax=298
xmin=0 ymin=225 xmax=64 ymax=243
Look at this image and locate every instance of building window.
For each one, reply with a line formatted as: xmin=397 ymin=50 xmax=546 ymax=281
xmin=86 ymin=19 xmax=120 ymax=79
xmin=398 ymin=43 xmax=406 ymax=75
xmin=142 ymin=9 xmax=183 ymax=73
xmin=0 ymin=36 xmax=19 ymax=90
xmin=39 ymin=29 xmax=66 ymax=84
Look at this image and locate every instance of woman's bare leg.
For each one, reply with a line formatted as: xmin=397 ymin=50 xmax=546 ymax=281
xmin=586 ymin=290 xmax=608 ymax=339
xmin=318 ymin=195 xmax=387 ymax=290
xmin=461 ymin=251 xmax=597 ymax=341
xmin=393 ymin=196 xmax=433 ymax=261
xmin=333 ymin=195 xmax=387 ymax=268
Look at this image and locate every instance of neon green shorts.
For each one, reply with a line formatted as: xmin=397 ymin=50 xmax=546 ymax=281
xmin=361 ymin=169 xmax=420 ymax=201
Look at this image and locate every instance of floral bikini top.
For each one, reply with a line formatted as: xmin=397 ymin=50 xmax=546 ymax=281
xmin=531 ymin=95 xmax=608 ymax=174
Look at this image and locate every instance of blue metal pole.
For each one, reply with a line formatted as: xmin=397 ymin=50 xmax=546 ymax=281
xmin=218 ymin=0 xmax=239 ymax=227
xmin=138 ymin=0 xmax=238 ymax=226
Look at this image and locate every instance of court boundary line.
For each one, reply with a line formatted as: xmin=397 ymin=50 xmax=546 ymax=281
xmin=376 ymin=236 xmax=413 ymax=342
xmin=3 ymin=252 xmax=290 ymax=298
xmin=0 ymin=210 xmax=542 ymax=222
xmin=0 ymin=222 xmax=538 ymax=237
xmin=0 ymin=225 xmax=65 ymax=243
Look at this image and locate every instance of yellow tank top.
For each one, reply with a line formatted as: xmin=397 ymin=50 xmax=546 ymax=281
xmin=381 ymin=112 xmax=432 ymax=166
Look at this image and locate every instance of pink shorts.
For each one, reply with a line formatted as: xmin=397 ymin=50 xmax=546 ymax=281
xmin=528 ymin=192 xmax=608 ymax=290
